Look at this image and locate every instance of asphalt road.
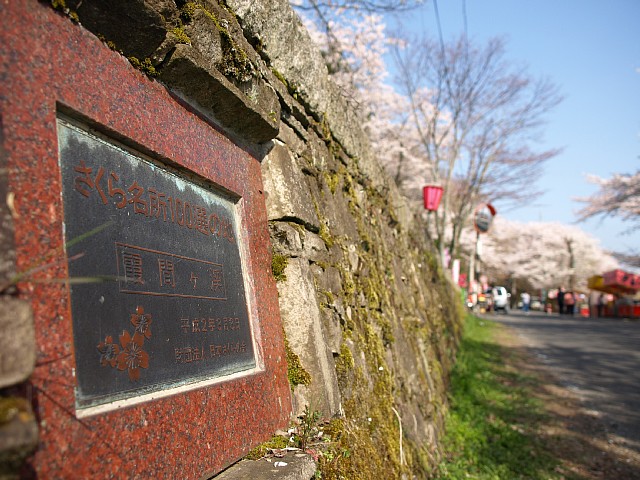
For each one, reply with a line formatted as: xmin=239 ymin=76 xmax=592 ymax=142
xmin=491 ymin=310 xmax=640 ymax=453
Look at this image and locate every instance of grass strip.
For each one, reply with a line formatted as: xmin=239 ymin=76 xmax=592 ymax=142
xmin=434 ymin=314 xmax=566 ymax=479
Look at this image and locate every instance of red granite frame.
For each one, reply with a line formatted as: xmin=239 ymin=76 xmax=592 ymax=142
xmin=0 ymin=2 xmax=291 ymax=478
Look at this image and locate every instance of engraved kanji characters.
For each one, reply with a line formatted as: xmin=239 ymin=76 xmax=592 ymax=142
xmin=179 ymin=317 xmax=240 ymax=333
xmin=122 ymin=252 xmax=144 ymax=285
xmin=127 ymin=181 xmax=148 ymax=215
xmin=209 ymin=342 xmax=246 ymax=358
xmin=174 ymin=346 xmax=205 ymax=364
xmin=189 ymin=272 xmax=198 ymax=289
xmin=148 ymin=188 xmax=168 ymax=221
xmin=72 ymin=159 xmax=237 ymax=243
xmin=180 ymin=318 xmax=190 ymax=334
xmin=209 ymin=266 xmax=224 ymax=292
xmin=158 ymin=258 xmax=176 ymax=288
xmin=193 ymin=205 xmax=209 ymax=235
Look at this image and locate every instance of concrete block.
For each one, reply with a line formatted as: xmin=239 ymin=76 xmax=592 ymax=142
xmin=211 ymin=451 xmax=316 ymax=480
xmin=277 ymin=258 xmax=340 ymax=418
xmin=0 ymin=299 xmax=35 ymax=389
xmin=261 ymin=145 xmax=320 ymax=230
xmin=160 ymin=44 xmax=279 ymax=145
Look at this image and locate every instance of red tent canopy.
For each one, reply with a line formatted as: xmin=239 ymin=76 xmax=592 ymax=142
xmin=589 ymin=269 xmax=640 ymax=295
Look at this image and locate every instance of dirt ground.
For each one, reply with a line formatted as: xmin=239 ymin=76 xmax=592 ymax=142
xmin=495 ymin=324 xmax=640 ymax=480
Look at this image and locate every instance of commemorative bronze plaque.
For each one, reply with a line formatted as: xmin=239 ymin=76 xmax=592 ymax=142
xmin=57 ymin=119 xmax=256 ymax=411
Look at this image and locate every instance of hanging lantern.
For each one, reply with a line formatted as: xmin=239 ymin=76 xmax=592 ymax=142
xmin=423 ymin=185 xmax=444 ymax=211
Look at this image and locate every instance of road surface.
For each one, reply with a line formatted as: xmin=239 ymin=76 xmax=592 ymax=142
xmin=491 ymin=310 xmax=640 ymax=454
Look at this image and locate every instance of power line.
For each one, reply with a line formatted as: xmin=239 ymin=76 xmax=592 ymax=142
xmin=462 ymin=0 xmax=469 ymax=59
xmin=432 ymin=0 xmax=445 ymax=54
xmin=462 ymin=0 xmax=468 ymax=41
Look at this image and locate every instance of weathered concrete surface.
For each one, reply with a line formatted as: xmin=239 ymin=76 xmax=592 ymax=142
xmin=226 ymin=0 xmax=383 ymax=186
xmin=277 ymin=258 xmax=341 ymax=418
xmin=261 ymin=144 xmax=320 ymax=230
xmin=160 ymin=44 xmax=280 ymax=145
xmin=0 ymin=299 xmax=35 ymax=388
xmin=212 ymin=452 xmax=316 ymax=480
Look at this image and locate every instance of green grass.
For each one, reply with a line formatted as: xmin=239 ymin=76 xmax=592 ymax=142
xmin=434 ymin=314 xmax=566 ymax=480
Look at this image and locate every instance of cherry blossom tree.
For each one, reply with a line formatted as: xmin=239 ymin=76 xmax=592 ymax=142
xmin=293 ymin=3 xmax=563 ymax=268
xmin=392 ymin=35 xmax=562 ymax=261
xmin=460 ymin=217 xmax=618 ymax=292
xmin=297 ymin=8 xmax=428 ymax=188
xmin=576 ymin=170 xmax=640 ymax=231
xmin=575 ymin=169 xmax=640 ymax=269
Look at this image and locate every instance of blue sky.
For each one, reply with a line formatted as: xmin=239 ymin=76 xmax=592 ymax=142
xmin=397 ymin=0 xmax=640 ymax=254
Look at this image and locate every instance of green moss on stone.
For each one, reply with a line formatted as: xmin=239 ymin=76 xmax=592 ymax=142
xmin=181 ymin=2 xmax=254 ymax=82
xmin=363 ymin=278 xmax=380 ymax=310
xmin=172 ymin=26 xmax=191 ymax=45
xmin=180 ymin=2 xmax=199 ymax=22
xmin=319 ymin=223 xmax=334 ymax=249
xmin=337 ymin=265 xmax=355 ymax=297
xmin=127 ymin=57 xmax=159 ymax=77
xmin=373 ymin=311 xmax=395 ymax=345
xmin=323 ymin=290 xmax=335 ymax=305
xmin=314 ymin=260 xmax=328 ymax=270
xmin=335 ymin=343 xmax=354 ymax=387
xmin=285 ymin=337 xmax=312 ymax=390
xmin=271 ymin=254 xmax=288 ymax=282
xmin=50 ymin=0 xmax=79 ymax=23
xmin=320 ymin=358 xmax=406 ymax=479
xmin=324 ymin=170 xmax=340 ymax=195
xmin=272 ymin=68 xmax=289 ymax=88
xmin=0 ymin=397 xmax=28 ymax=425
xmin=271 ymin=68 xmax=302 ymax=98
xmin=245 ymin=434 xmax=289 ymax=460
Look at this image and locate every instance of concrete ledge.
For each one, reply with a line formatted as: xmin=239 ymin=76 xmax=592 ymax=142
xmin=212 ymin=452 xmax=316 ymax=480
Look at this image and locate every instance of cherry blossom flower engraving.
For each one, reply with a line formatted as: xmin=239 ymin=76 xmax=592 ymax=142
xmin=130 ymin=305 xmax=152 ymax=339
xmin=97 ymin=336 xmax=120 ymax=368
xmin=97 ymin=305 xmax=152 ymax=381
xmin=117 ymin=330 xmax=149 ymax=381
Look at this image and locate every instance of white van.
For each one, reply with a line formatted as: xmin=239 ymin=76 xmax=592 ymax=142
xmin=491 ymin=286 xmax=510 ymax=313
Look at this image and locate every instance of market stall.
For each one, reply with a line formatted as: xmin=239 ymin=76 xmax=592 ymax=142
xmin=587 ymin=269 xmax=640 ymax=318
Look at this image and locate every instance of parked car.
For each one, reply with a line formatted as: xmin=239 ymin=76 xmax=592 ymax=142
xmin=530 ymin=296 xmax=542 ymax=311
xmin=491 ymin=286 xmax=510 ymax=313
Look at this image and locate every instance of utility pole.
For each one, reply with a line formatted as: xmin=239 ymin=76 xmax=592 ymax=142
xmin=468 ymin=231 xmax=479 ymax=290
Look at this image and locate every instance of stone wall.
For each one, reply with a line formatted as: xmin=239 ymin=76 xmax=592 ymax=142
xmin=0 ymin=0 xmax=463 ymax=477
